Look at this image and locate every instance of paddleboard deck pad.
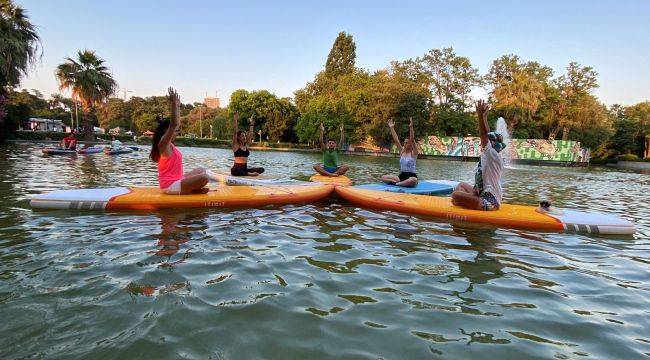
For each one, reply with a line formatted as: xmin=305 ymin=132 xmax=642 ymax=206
xmin=335 ymin=186 xmax=635 ymax=235
xmin=78 ymin=147 xmax=103 ymax=154
xmin=105 ymin=148 xmax=134 ymax=155
xmin=355 ymin=180 xmax=458 ymax=195
xmin=31 ymin=184 xmax=334 ymax=211
xmin=309 ymin=174 xmax=353 ymax=186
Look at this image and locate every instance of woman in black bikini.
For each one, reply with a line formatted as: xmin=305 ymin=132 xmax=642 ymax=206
xmin=231 ymin=112 xmax=265 ymax=176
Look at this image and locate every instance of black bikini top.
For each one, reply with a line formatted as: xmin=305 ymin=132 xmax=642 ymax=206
xmin=234 ymin=147 xmax=250 ymax=157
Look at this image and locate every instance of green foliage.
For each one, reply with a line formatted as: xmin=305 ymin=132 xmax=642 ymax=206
xmin=617 ymin=154 xmax=639 ymax=161
xmin=431 ymin=101 xmax=476 ymax=136
xmin=609 ymin=109 xmax=646 ymax=157
xmin=0 ymin=0 xmax=41 ymax=89
xmin=394 ymin=47 xmax=482 ymax=105
xmin=13 ymin=130 xmax=67 ymax=141
xmin=229 ymin=89 xmax=298 ymax=141
xmin=325 ymin=32 xmax=356 ymax=79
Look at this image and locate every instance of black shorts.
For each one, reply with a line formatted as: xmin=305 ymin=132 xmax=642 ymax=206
xmin=231 ymin=164 xmax=265 ymax=176
xmin=398 ymin=172 xmax=417 ymax=182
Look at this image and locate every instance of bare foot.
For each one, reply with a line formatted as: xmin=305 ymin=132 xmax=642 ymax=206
xmin=192 ymin=187 xmax=210 ymax=194
xmin=248 ymin=172 xmax=260 ymax=176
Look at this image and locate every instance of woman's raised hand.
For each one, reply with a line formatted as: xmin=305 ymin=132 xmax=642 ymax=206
xmin=249 ymin=115 xmax=254 ymax=125
xmin=387 ymin=119 xmax=395 ymax=128
xmin=409 ymin=117 xmax=413 ymax=127
xmin=168 ymin=87 xmax=180 ymax=121
xmin=475 ymin=100 xmax=489 ymax=117
xmin=320 ymin=123 xmax=325 ymax=132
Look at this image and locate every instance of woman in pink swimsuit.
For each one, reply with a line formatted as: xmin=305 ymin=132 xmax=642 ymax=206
xmin=149 ymin=87 xmax=211 ymax=195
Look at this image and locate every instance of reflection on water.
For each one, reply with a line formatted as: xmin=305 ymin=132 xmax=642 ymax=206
xmin=0 ymin=143 xmax=649 ymax=359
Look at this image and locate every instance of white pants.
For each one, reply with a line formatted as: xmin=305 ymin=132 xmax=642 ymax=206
xmin=162 ymin=179 xmax=182 ymax=195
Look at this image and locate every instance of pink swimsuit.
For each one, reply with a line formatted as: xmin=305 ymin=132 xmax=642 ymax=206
xmin=158 ymin=145 xmax=184 ymax=189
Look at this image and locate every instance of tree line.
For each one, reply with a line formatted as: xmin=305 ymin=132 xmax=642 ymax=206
xmin=1 ymin=0 xmax=647 ymax=158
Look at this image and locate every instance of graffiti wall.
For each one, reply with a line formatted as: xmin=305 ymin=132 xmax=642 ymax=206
xmin=413 ymin=136 xmax=590 ymax=163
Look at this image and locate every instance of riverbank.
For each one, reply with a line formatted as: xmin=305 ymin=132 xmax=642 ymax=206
xmin=7 ymin=137 xmax=596 ymax=167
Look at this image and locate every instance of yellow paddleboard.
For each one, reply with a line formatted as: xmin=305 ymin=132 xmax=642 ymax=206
xmin=309 ymin=174 xmax=353 ymax=186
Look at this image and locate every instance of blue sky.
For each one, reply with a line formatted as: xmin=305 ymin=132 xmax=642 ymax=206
xmin=17 ymin=0 xmax=650 ymax=106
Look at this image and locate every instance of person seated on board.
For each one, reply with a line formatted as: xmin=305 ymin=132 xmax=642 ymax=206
xmin=313 ymin=122 xmax=349 ymax=177
xmin=231 ymin=113 xmax=264 ymax=176
xmin=451 ymin=100 xmax=505 ymax=211
xmin=110 ymin=135 xmax=123 ymax=149
xmin=380 ymin=117 xmax=419 ymax=187
xmin=60 ymin=131 xmax=77 ymax=150
xmin=150 ymin=87 xmax=216 ymax=195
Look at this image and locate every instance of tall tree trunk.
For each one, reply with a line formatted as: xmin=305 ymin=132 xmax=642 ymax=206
xmin=81 ymin=107 xmax=95 ymax=141
xmin=549 ymin=125 xmax=560 ymax=140
xmin=562 ymin=127 xmax=569 ymax=140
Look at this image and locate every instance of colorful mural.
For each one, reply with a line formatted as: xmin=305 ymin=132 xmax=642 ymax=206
xmin=393 ymin=136 xmax=590 ymax=163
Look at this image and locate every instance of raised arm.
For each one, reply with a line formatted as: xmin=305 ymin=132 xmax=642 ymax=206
xmin=338 ymin=122 xmax=345 ymax=150
xmin=388 ymin=119 xmax=402 ymax=151
xmin=247 ymin=116 xmax=254 ymax=146
xmin=319 ymin=123 xmax=325 ymax=150
xmin=408 ymin=117 xmax=418 ymax=156
xmin=232 ymin=112 xmax=239 ymax=150
xmin=475 ymin=100 xmax=489 ymax=147
xmin=159 ymin=87 xmax=181 ymax=157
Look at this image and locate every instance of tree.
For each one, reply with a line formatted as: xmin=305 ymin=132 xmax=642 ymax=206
xmin=0 ymin=0 xmax=40 ymax=89
xmin=325 ymin=32 xmax=356 ymax=79
xmin=0 ymin=0 xmax=41 ymax=138
xmin=609 ymin=102 xmax=650 ymax=156
xmin=229 ymin=89 xmax=299 ymax=141
xmin=55 ymin=50 xmax=117 ymax=139
xmin=392 ymin=47 xmax=481 ymax=106
xmin=487 ymin=55 xmax=553 ymax=136
xmin=128 ymin=96 xmax=170 ymax=134
xmin=97 ymin=98 xmax=129 ymax=130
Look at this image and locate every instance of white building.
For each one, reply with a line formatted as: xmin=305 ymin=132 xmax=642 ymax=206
xmin=25 ymin=118 xmax=65 ymax=132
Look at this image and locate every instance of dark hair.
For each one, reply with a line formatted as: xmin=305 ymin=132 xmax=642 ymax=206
xmin=150 ymin=117 xmax=170 ymax=162
xmin=236 ymin=131 xmax=246 ymax=144
xmin=327 ymin=138 xmax=336 ymax=143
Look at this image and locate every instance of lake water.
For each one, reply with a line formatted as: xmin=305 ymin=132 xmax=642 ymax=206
xmin=0 ymin=143 xmax=649 ymax=359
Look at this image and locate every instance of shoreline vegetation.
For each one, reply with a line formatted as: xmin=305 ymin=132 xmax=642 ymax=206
xmin=13 ymin=131 xmax=645 ymax=167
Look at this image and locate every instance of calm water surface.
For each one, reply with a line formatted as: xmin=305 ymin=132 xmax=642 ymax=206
xmin=0 ymin=143 xmax=649 ymax=359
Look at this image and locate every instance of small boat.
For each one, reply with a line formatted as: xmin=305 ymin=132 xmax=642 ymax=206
xmin=104 ymin=147 xmax=134 ymax=155
xmin=42 ymin=147 xmax=77 ymax=155
xmin=77 ymin=146 xmax=103 ymax=154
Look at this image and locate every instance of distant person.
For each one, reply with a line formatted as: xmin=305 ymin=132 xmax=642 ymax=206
xmin=313 ymin=122 xmax=349 ymax=177
xmin=61 ymin=132 xmax=77 ymax=150
xmin=231 ymin=113 xmax=264 ymax=176
xmin=451 ymin=100 xmax=505 ymax=211
xmin=110 ymin=135 xmax=122 ymax=149
xmin=150 ymin=88 xmax=215 ymax=195
xmin=381 ymin=117 xmax=418 ymax=187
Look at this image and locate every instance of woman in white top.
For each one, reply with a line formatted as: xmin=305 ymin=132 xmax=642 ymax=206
xmin=452 ymin=100 xmax=505 ymax=211
xmin=381 ymin=117 xmax=419 ymax=187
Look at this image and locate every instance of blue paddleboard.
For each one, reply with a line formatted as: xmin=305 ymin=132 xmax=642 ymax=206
xmin=355 ymin=180 xmax=459 ymax=195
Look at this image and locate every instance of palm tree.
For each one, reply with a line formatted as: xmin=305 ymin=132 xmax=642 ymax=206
xmin=0 ymin=0 xmax=40 ymax=89
xmin=56 ymin=50 xmax=117 ymax=139
xmin=0 ymin=0 xmax=40 ymax=129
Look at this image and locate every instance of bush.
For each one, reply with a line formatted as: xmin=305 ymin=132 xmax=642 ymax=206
xmin=96 ymin=134 xmax=135 ymax=142
xmin=14 ymin=130 xmax=68 ymax=141
xmin=617 ymin=154 xmax=639 ymax=161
